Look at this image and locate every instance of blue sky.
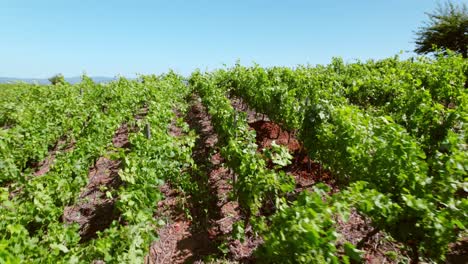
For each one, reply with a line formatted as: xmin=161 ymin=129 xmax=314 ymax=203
xmin=0 ymin=0 xmax=464 ymax=78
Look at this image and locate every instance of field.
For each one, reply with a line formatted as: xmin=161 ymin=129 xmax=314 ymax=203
xmin=1 ymin=55 xmax=467 ymax=264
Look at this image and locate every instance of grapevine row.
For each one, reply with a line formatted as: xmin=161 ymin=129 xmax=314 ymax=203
xmin=0 ymin=74 xmax=195 ymax=263
xmin=190 ymin=71 xmax=361 ymax=263
xmin=212 ymin=57 xmax=467 ymax=262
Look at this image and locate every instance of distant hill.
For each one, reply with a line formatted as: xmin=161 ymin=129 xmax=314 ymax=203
xmin=0 ymin=76 xmax=116 ymax=85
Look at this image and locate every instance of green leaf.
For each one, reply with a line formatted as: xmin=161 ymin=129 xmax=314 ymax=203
xmin=344 ymin=242 xmax=363 ymax=262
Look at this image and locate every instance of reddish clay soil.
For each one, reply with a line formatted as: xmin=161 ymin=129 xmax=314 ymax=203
xmin=147 ymin=182 xmax=207 ymax=264
xmin=229 ymin=96 xmax=419 ymax=263
xmin=63 ymin=107 xmax=148 ymax=241
xmin=335 ymin=210 xmax=412 ymax=263
xmin=248 ymin=120 xmax=336 ymax=191
xmin=230 ymin=96 xmax=335 ymax=190
xmin=63 ymin=123 xmax=130 ymax=241
xmin=148 ymin=97 xmax=260 ymax=264
xmin=148 ymin=105 xmax=219 ymax=264
xmin=168 ymin=108 xmax=184 ymax=137
xmin=185 ymin=99 xmax=262 ymax=261
xmin=234 ymin=99 xmax=468 ymax=263
xmin=230 ymin=96 xmax=269 ymax=124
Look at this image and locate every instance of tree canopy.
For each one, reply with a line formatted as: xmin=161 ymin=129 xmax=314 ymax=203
xmin=48 ymin=73 xmax=66 ymax=85
xmin=415 ymin=1 xmax=468 ymax=58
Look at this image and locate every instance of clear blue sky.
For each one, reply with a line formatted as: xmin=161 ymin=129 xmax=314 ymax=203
xmin=0 ymin=0 xmax=465 ymax=78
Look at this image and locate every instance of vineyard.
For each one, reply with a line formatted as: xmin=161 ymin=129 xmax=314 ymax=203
xmin=0 ymin=54 xmax=467 ymax=263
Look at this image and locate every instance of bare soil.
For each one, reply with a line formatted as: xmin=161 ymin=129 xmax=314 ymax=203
xmin=62 ymin=106 xmax=148 ymax=241
xmin=229 ymin=96 xmax=417 ymax=263
xmin=248 ymin=118 xmax=409 ymax=263
xmin=447 ymin=236 xmax=468 ymax=264
xmin=148 ymin=97 xmax=261 ymax=264
xmin=236 ymin=101 xmax=468 ymax=263
xmin=63 ymin=123 xmax=130 ymax=241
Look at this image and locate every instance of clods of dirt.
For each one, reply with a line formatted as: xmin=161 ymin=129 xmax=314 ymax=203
xmin=248 ymin=120 xmax=335 ymax=192
xmin=112 ymin=124 xmax=131 ymax=148
xmin=63 ymin=123 xmax=129 ymax=241
xmin=147 ymin=182 xmax=199 ymax=264
xmin=447 ymin=236 xmax=468 ymax=264
xmin=230 ymin=98 xmax=417 ymax=264
xmin=249 ymin=120 xmax=301 ymax=152
xmin=335 ymin=209 xmax=410 ymax=264
xmin=149 ymin=97 xmax=263 ymax=264
xmin=168 ymin=109 xmax=185 ymax=137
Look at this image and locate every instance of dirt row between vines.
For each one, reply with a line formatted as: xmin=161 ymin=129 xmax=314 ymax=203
xmin=63 ymin=107 xmax=148 ymax=241
xmin=228 ymin=96 xmax=414 ymax=264
xmin=146 ymin=94 xmax=467 ymax=264
xmin=147 ymin=96 xmax=260 ymax=263
xmin=230 ymin=96 xmax=468 ymax=263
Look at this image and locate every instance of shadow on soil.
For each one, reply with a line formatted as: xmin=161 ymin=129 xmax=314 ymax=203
xmin=176 ymin=98 xmax=226 ymax=263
